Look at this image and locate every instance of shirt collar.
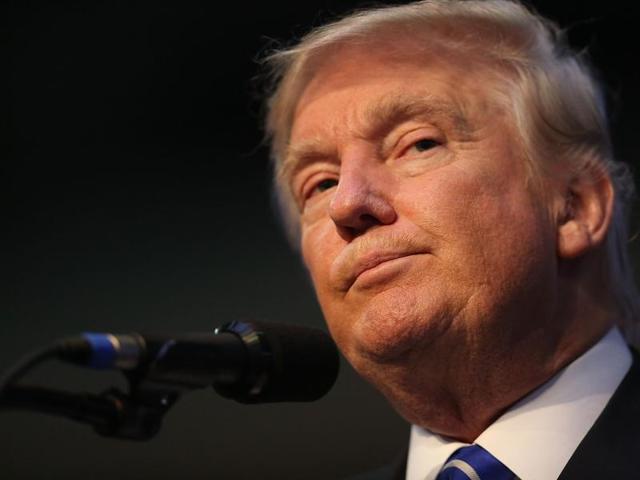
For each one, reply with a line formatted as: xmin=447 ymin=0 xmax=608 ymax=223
xmin=406 ymin=327 xmax=631 ymax=480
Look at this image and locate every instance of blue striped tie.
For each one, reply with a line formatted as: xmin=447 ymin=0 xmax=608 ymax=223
xmin=436 ymin=445 xmax=517 ymax=480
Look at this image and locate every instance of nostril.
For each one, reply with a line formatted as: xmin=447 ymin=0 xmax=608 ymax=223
xmin=359 ymin=213 xmax=379 ymax=226
xmin=335 ymin=213 xmax=384 ymax=241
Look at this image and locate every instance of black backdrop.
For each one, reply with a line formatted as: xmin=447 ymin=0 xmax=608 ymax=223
xmin=3 ymin=1 xmax=639 ymax=478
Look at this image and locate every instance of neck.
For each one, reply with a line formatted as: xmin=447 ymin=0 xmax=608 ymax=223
xmin=371 ymin=271 xmax=615 ymax=442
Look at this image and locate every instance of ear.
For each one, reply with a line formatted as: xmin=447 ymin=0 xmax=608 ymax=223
xmin=557 ymin=172 xmax=614 ymax=259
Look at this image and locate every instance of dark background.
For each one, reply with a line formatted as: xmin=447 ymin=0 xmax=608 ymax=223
xmin=3 ymin=1 xmax=639 ymax=478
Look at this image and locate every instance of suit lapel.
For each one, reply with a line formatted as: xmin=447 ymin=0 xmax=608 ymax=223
xmin=390 ymin=448 xmax=407 ymax=480
xmin=558 ymin=349 xmax=640 ymax=479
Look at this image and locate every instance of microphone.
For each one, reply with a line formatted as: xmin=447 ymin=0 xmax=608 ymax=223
xmin=54 ymin=321 xmax=340 ymax=403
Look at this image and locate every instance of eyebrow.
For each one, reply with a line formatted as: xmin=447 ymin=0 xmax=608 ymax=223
xmin=363 ymin=93 xmax=471 ymax=139
xmin=280 ymin=92 xmax=471 ymax=183
xmin=279 ymin=138 xmax=338 ymax=184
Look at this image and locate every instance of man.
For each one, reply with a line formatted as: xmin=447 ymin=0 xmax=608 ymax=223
xmin=263 ymin=1 xmax=639 ymax=478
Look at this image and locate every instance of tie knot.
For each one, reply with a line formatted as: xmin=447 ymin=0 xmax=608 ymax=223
xmin=436 ymin=445 xmax=517 ymax=480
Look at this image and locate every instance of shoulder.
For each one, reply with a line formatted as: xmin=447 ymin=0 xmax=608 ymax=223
xmin=344 ymin=466 xmax=396 ymax=480
xmin=343 ymin=449 xmax=408 ymax=480
xmin=560 ymin=347 xmax=640 ymax=478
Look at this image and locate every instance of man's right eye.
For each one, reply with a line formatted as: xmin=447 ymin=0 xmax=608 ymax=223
xmin=301 ymin=177 xmax=339 ymax=207
xmin=314 ymin=178 xmax=339 ymax=193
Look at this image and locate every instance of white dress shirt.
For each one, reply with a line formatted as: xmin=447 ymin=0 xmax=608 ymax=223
xmin=405 ymin=327 xmax=632 ymax=480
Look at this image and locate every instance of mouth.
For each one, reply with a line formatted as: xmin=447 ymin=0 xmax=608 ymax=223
xmin=329 ymin=235 xmax=431 ymax=293
xmin=343 ymin=251 xmax=427 ymax=291
xmin=354 ymin=253 xmax=411 ymax=278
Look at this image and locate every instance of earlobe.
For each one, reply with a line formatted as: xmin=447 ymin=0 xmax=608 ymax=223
xmin=556 ymin=172 xmax=614 ymax=259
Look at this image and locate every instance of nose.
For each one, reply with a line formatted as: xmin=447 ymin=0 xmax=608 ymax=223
xmin=329 ymin=158 xmax=397 ymax=240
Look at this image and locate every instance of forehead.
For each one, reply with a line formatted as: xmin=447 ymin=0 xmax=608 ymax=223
xmin=296 ymin=44 xmax=475 ymax=114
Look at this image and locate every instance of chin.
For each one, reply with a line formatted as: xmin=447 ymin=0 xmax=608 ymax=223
xmin=342 ymin=285 xmax=455 ymax=365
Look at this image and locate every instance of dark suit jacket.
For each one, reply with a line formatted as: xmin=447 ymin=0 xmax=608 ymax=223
xmin=557 ymin=349 xmax=640 ymax=478
xmin=350 ymin=350 xmax=640 ymax=480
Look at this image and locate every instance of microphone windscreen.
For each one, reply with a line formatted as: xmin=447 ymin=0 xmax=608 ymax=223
xmin=213 ymin=321 xmax=340 ymax=403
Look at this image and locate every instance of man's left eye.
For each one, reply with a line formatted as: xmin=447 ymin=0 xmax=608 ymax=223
xmin=412 ymin=138 xmax=439 ymax=152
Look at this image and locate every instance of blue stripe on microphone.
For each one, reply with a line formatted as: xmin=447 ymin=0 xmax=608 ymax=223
xmin=82 ymin=333 xmax=116 ymax=369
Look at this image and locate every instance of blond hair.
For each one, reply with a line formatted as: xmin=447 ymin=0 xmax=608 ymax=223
xmin=262 ymin=0 xmax=639 ymax=341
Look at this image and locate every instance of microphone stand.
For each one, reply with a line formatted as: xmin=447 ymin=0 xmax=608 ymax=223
xmin=0 ymin=321 xmax=260 ymax=439
xmin=1 ymin=364 xmax=180 ymax=441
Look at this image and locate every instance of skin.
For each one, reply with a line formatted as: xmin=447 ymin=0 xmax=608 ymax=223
xmin=287 ymin=43 xmax=616 ymax=441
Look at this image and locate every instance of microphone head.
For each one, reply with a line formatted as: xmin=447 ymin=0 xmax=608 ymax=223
xmin=212 ymin=321 xmax=340 ymax=403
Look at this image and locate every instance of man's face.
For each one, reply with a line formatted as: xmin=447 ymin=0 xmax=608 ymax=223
xmin=287 ymin=45 xmax=560 ymax=408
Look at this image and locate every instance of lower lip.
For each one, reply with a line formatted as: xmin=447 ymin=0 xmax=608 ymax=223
xmin=353 ymin=255 xmax=417 ymax=290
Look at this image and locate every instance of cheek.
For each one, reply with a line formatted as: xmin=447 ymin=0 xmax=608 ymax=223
xmin=301 ymin=219 xmax=341 ymax=302
xmin=403 ymin=159 xmax=537 ymax=237
xmin=401 ymin=162 xmax=552 ymax=288
xmin=301 ymin=221 xmax=362 ymax=353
